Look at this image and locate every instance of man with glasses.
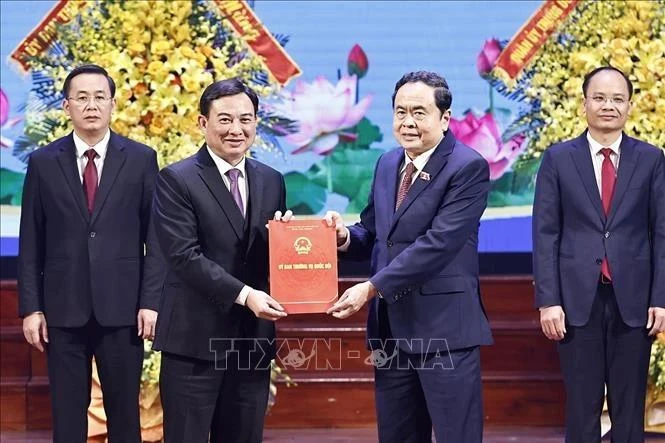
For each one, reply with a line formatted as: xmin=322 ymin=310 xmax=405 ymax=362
xmin=533 ymin=66 xmax=665 ymax=443
xmin=18 ymin=64 xmax=163 ymax=442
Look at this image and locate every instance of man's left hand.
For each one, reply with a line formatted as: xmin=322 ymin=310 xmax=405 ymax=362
xmin=647 ymin=307 xmax=665 ymax=336
xmin=137 ymin=309 xmax=158 ymax=340
xmin=327 ymin=281 xmax=377 ymax=319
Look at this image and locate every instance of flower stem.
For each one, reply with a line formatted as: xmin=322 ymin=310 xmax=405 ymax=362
xmin=326 ymin=154 xmax=333 ymax=193
xmin=489 ymin=85 xmax=494 ymax=114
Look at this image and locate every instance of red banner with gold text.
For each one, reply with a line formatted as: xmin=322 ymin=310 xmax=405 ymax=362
xmin=215 ymin=0 xmax=301 ymax=86
xmin=493 ymin=0 xmax=578 ymax=83
xmin=9 ymin=0 xmax=89 ymax=72
xmin=10 ymin=0 xmax=301 ymax=86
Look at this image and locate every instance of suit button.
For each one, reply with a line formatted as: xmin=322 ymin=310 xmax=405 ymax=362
xmin=89 ymin=232 xmax=96 ymax=238
xmin=596 ymin=258 xmax=602 ymax=265
xmin=604 ymin=231 xmax=610 ymax=239
xmin=386 ymin=241 xmax=393 ymax=247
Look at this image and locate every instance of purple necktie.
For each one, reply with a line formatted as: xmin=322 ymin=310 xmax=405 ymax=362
xmin=226 ymin=168 xmax=245 ymax=217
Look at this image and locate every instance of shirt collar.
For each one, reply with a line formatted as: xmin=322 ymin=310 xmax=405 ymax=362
xmin=73 ymin=130 xmax=110 ymax=159
xmin=401 ymin=133 xmax=443 ymax=173
xmin=587 ymin=131 xmax=622 ymax=157
xmin=207 ymin=146 xmax=247 ymax=178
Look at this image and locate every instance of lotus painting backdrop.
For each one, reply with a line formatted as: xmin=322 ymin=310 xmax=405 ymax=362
xmin=1 ymin=0 xmax=663 ymax=256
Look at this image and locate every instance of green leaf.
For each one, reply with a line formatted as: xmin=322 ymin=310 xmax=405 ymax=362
xmin=346 ymin=179 xmax=372 ymax=213
xmin=284 ymin=171 xmax=327 ymax=215
xmin=487 ymin=189 xmax=535 ymax=207
xmin=306 ymin=148 xmax=383 ymax=199
xmin=510 ymin=157 xmax=540 ymax=194
xmin=353 ymin=118 xmax=383 ymax=149
xmin=490 ymin=171 xmax=514 ymax=193
xmin=0 ymin=169 xmax=25 ymax=206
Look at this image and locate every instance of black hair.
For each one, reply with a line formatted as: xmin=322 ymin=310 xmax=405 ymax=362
xmin=62 ymin=64 xmax=116 ymax=98
xmin=582 ymin=66 xmax=633 ymax=98
xmin=199 ymin=78 xmax=259 ymax=117
xmin=392 ymin=71 xmax=452 ymax=114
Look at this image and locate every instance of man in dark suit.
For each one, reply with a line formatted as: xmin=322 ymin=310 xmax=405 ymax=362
xmin=152 ymin=78 xmax=290 ymax=443
xmin=326 ymin=71 xmax=492 ymax=443
xmin=18 ymin=64 xmax=163 ymax=443
xmin=533 ymin=66 xmax=665 ymax=443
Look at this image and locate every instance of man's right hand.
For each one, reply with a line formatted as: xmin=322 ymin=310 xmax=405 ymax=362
xmin=539 ymin=305 xmax=566 ymax=341
xmin=324 ymin=211 xmax=348 ymax=247
xmin=246 ymin=289 xmax=287 ymax=321
xmin=23 ymin=312 xmax=48 ymax=352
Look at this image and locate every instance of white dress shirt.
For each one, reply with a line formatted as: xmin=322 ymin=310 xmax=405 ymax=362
xmin=206 ymin=146 xmax=251 ymax=306
xmin=73 ymin=130 xmax=110 ymax=184
xmin=397 ymin=139 xmax=439 ymax=185
xmin=587 ymin=132 xmax=621 ymax=195
xmin=206 ymin=146 xmax=248 ymax=215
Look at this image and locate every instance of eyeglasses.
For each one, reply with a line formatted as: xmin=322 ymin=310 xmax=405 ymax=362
xmin=589 ymin=95 xmax=628 ymax=106
xmin=67 ymin=96 xmax=113 ymax=106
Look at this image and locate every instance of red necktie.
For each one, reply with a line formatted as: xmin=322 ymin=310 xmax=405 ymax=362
xmin=83 ymin=149 xmax=98 ymax=214
xmin=395 ymin=162 xmax=416 ymax=210
xmin=600 ymin=148 xmax=616 ymax=280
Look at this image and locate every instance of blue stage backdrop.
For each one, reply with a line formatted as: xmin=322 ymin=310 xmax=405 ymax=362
xmin=1 ymin=0 xmax=663 ymax=257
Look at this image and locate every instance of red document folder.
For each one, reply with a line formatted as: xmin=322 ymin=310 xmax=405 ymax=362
xmin=268 ymin=219 xmax=338 ymax=314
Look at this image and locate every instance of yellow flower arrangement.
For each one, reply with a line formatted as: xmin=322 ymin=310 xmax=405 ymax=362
xmin=141 ymin=340 xmax=161 ymax=389
xmin=650 ymin=335 xmax=665 ymax=394
xmin=493 ymin=0 xmax=665 ymax=160
xmin=16 ymin=0 xmax=294 ymax=168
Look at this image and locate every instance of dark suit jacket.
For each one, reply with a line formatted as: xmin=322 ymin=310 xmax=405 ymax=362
xmin=345 ymin=131 xmax=493 ymax=353
xmin=533 ymin=131 xmax=665 ymax=326
xmin=18 ymin=131 xmax=163 ymax=327
xmin=152 ymin=147 xmax=286 ymax=362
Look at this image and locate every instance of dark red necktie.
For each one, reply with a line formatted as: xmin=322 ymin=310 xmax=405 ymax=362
xmin=600 ymin=148 xmax=616 ymax=280
xmin=83 ymin=149 xmax=98 ymax=214
xmin=395 ymin=162 xmax=416 ymax=210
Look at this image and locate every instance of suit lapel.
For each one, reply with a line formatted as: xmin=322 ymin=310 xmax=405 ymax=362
xmin=90 ymin=132 xmax=127 ymax=225
xmin=570 ymin=133 xmax=605 ymax=224
xmin=55 ymin=134 xmax=90 ymax=222
xmin=195 ymin=147 xmax=244 ymax=239
xmin=245 ymin=158 xmax=264 ymax=252
xmin=389 ymin=132 xmax=453 ymax=234
xmin=607 ymin=135 xmax=639 ymax=226
xmin=381 ymin=150 xmax=402 ymax=230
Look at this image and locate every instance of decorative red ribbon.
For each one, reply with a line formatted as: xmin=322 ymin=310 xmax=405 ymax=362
xmin=10 ymin=0 xmax=301 ymax=87
xmin=493 ymin=0 xmax=579 ymax=82
xmin=214 ymin=0 xmax=301 ymax=86
xmin=9 ymin=0 xmax=89 ymax=72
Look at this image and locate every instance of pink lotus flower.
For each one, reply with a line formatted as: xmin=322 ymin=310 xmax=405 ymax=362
xmin=476 ymin=38 xmax=502 ymax=77
xmin=450 ymin=111 xmax=527 ymax=180
xmin=275 ymin=75 xmax=372 ymax=155
xmin=0 ymin=88 xmax=25 ymax=173
xmin=348 ymin=44 xmax=369 ymax=79
xmin=1 ymin=88 xmax=22 ymax=149
xmin=0 ymin=89 xmax=8 ymax=126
